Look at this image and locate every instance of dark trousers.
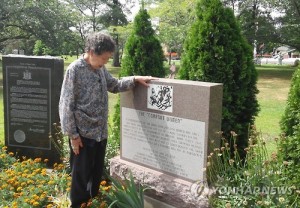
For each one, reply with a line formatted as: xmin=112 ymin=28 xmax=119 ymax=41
xmin=69 ymin=137 xmax=107 ymax=208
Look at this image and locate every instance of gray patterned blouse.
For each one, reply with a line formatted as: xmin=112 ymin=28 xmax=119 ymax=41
xmin=59 ymin=57 xmax=135 ymax=142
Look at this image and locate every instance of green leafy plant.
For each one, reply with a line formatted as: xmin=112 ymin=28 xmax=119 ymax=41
xmin=49 ymin=123 xmax=71 ymax=172
xmin=207 ymin=127 xmax=299 ymax=207
xmin=102 ymin=172 xmax=150 ymax=208
xmin=0 ymin=147 xmax=71 ymax=207
xmin=0 ymin=146 xmax=17 ymax=169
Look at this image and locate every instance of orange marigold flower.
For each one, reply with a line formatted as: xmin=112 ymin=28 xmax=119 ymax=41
xmin=100 ymin=180 xmax=107 ymax=186
xmin=34 ymin=158 xmax=42 ymax=163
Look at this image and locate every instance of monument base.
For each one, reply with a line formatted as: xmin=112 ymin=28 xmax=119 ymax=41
xmin=110 ymin=156 xmax=210 ymax=208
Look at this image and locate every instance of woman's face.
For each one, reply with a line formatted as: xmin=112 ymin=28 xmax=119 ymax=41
xmin=88 ymin=51 xmax=113 ymax=69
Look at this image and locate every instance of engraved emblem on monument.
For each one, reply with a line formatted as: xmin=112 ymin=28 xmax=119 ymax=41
xmin=14 ymin=130 xmax=26 ymax=143
xmin=147 ymin=84 xmax=173 ymax=112
xmin=23 ymin=70 xmax=32 ymax=80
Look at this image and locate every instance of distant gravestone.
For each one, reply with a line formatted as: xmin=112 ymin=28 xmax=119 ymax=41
xmin=110 ymin=79 xmax=223 ymax=208
xmin=2 ymin=55 xmax=64 ymax=166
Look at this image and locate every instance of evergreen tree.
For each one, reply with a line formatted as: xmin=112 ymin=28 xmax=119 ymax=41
xmin=112 ymin=8 xmax=165 ymax=142
xmin=279 ymin=68 xmax=300 ymax=205
xmin=179 ymin=0 xmax=259 ymax=156
xmin=280 ymin=68 xmax=300 ymax=137
xmin=120 ymin=9 xmax=165 ymax=77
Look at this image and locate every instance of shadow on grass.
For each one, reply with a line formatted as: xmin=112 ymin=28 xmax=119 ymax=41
xmin=256 ymin=65 xmax=296 ymax=81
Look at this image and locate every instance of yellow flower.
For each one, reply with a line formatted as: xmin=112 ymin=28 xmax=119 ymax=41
xmin=103 ymin=186 xmax=110 ymax=192
xmin=256 ymin=201 xmax=263 ymax=205
xmin=9 ymin=152 xmax=14 ymax=156
xmin=48 ymin=180 xmax=55 ymax=185
xmin=34 ymin=158 xmax=42 ymax=163
xmin=264 ymin=201 xmax=271 ymax=206
xmin=33 ymin=194 xmax=39 ymax=200
xmin=100 ymin=180 xmax=107 ymax=186
xmin=279 ymin=197 xmax=285 ymax=203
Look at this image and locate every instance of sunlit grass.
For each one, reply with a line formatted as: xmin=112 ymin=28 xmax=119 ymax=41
xmin=255 ymin=64 xmax=296 ymax=154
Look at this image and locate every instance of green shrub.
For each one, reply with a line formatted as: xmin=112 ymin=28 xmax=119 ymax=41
xmin=33 ymin=40 xmax=54 ymax=56
xmin=279 ymin=67 xmax=300 ymax=205
xmin=178 ymin=0 xmax=259 ymax=157
xmin=112 ymin=8 xmax=165 ymax=142
xmin=280 ymin=68 xmax=300 ymax=137
xmin=294 ymin=59 xmax=299 ymax=67
xmin=208 ymin=127 xmax=298 ymax=207
xmin=120 ymin=9 xmax=165 ymax=78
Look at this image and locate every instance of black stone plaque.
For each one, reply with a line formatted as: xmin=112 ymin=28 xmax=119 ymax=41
xmin=2 ymin=55 xmax=64 ymax=166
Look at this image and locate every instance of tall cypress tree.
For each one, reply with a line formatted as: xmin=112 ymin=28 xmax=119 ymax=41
xmin=280 ymin=68 xmax=300 ymax=137
xmin=120 ymin=9 xmax=165 ymax=77
xmin=179 ymin=0 xmax=259 ymax=156
xmin=112 ymin=8 xmax=165 ymax=142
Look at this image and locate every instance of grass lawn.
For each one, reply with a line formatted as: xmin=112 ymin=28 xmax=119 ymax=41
xmin=0 ymin=57 xmax=297 ymax=153
xmin=255 ymin=65 xmax=296 ymax=153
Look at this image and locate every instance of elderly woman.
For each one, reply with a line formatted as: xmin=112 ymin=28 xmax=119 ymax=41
xmin=59 ymin=32 xmax=155 ymax=207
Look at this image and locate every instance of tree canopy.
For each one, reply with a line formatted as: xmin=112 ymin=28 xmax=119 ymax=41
xmin=0 ymin=0 xmax=74 ymax=54
xmin=179 ymin=0 xmax=259 ymax=156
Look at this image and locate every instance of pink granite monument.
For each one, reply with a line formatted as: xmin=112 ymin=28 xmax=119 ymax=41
xmin=110 ymin=78 xmax=223 ymax=208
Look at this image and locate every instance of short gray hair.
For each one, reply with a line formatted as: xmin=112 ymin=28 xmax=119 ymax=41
xmin=84 ymin=32 xmax=115 ymax=55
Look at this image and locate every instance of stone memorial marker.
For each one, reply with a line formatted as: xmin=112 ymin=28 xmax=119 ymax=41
xmin=2 ymin=55 xmax=64 ymax=166
xmin=110 ymin=79 xmax=223 ymax=208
